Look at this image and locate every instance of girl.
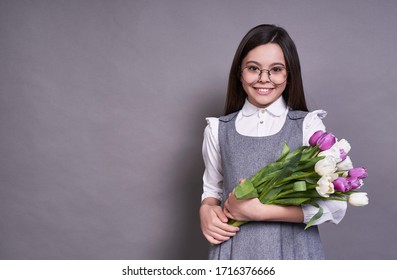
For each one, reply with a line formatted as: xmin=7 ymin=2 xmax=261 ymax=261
xmin=200 ymin=24 xmax=347 ymax=260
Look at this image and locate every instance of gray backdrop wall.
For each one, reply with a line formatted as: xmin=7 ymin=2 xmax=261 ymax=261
xmin=1 ymin=0 xmax=396 ymax=259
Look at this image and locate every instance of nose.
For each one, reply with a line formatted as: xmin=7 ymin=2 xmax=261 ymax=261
xmin=258 ymin=70 xmax=270 ymax=83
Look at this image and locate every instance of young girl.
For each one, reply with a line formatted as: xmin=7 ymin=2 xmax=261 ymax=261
xmin=200 ymin=24 xmax=347 ymax=260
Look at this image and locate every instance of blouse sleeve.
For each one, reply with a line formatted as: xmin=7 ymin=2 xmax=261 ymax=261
xmin=302 ymin=110 xmax=327 ymax=146
xmin=301 ymin=110 xmax=348 ymax=225
xmin=201 ymin=118 xmax=224 ymax=201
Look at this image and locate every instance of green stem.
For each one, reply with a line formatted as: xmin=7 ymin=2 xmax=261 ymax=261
xmin=228 ymin=220 xmax=247 ymax=227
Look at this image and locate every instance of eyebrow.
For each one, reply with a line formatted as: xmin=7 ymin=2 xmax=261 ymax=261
xmin=245 ymin=60 xmax=286 ymax=67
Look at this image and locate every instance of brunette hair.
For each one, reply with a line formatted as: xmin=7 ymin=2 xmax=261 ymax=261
xmin=224 ymin=24 xmax=308 ymax=115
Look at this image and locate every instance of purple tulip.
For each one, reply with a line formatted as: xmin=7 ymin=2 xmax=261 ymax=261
xmin=317 ymin=133 xmax=336 ymax=151
xmin=309 ymin=130 xmax=326 ymax=147
xmin=309 ymin=130 xmax=336 ymax=151
xmin=347 ymin=177 xmax=362 ymax=190
xmin=333 ymin=176 xmax=363 ymax=192
xmin=333 ymin=177 xmax=350 ymax=192
xmin=348 ymin=167 xmax=368 ymax=179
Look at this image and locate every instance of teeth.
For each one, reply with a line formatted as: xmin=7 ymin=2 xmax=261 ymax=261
xmin=258 ymin=88 xmax=270 ymax=92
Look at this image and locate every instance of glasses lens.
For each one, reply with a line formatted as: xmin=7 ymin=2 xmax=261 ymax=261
xmin=241 ymin=66 xmax=287 ymax=85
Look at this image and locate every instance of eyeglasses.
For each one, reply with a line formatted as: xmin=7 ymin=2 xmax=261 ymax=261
xmin=241 ymin=65 xmax=287 ymax=85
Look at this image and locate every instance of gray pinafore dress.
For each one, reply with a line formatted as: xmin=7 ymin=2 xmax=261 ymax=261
xmin=208 ymin=110 xmax=325 ymax=260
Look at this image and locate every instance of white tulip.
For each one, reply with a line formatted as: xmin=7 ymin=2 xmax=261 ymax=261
xmin=336 ymin=156 xmax=353 ymax=171
xmin=315 ymin=157 xmax=337 ymax=176
xmin=348 ymin=192 xmax=369 ymax=206
xmin=335 ymin=139 xmax=351 ymax=154
xmin=318 ymin=145 xmax=342 ymax=162
xmin=316 ymin=176 xmax=335 ymax=197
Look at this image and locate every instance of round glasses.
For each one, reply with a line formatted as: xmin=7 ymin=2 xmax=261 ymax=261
xmin=241 ymin=65 xmax=287 ymax=85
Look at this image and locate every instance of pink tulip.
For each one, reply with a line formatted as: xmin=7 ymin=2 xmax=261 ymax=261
xmin=348 ymin=177 xmax=363 ymax=190
xmin=348 ymin=167 xmax=368 ymax=179
xmin=333 ymin=177 xmax=350 ymax=192
xmin=309 ymin=131 xmax=336 ymax=151
xmin=333 ymin=176 xmax=363 ymax=192
xmin=317 ymin=133 xmax=336 ymax=151
xmin=309 ymin=130 xmax=326 ymax=147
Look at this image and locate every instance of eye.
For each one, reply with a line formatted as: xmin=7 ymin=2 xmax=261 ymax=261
xmin=270 ymin=66 xmax=284 ymax=73
xmin=246 ymin=65 xmax=260 ymax=72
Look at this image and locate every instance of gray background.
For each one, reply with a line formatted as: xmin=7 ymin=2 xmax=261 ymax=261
xmin=1 ymin=0 xmax=396 ymax=259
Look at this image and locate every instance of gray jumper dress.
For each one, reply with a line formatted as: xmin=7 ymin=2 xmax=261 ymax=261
xmin=208 ymin=110 xmax=325 ymax=260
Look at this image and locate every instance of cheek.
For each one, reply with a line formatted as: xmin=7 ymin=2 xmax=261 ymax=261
xmin=276 ymin=83 xmax=287 ymax=94
xmin=240 ymin=81 xmax=250 ymax=95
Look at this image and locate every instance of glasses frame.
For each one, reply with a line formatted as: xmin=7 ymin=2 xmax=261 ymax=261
xmin=240 ymin=65 xmax=288 ymax=85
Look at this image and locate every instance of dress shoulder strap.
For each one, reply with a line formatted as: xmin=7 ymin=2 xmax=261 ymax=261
xmin=219 ymin=111 xmax=239 ymax=123
xmin=287 ymin=110 xmax=308 ymax=120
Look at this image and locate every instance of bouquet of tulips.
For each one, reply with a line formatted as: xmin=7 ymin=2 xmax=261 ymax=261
xmin=228 ymin=130 xmax=368 ymax=229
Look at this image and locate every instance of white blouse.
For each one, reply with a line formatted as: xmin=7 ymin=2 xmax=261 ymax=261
xmin=201 ymin=97 xmax=347 ymax=225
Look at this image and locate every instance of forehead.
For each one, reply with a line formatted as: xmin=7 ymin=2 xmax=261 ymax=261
xmin=242 ymin=43 xmax=285 ymax=66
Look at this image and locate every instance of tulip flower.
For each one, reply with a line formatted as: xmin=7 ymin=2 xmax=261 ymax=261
xmin=334 ymin=139 xmax=351 ymax=154
xmin=337 ymin=156 xmax=353 ymax=171
xmin=348 ymin=167 xmax=368 ymax=179
xmin=316 ymin=176 xmax=335 ymax=197
xmin=315 ymin=157 xmax=337 ymax=176
xmin=319 ymin=146 xmax=343 ymax=162
xmin=309 ymin=130 xmax=326 ymax=146
xmin=333 ymin=177 xmax=350 ymax=192
xmin=318 ymin=133 xmax=336 ymax=151
xmin=348 ymin=192 xmax=369 ymax=206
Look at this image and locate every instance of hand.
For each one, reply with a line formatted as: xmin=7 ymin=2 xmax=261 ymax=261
xmin=223 ymin=191 xmax=264 ymax=222
xmin=200 ymin=202 xmax=240 ymax=245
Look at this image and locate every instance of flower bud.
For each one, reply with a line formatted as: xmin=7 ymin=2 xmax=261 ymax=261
xmin=309 ymin=130 xmax=326 ymax=147
xmin=348 ymin=192 xmax=369 ymax=206
xmin=333 ymin=177 xmax=350 ymax=192
xmin=317 ymin=133 xmax=337 ymax=151
xmin=316 ymin=176 xmax=335 ymax=197
xmin=315 ymin=157 xmax=337 ymax=176
xmin=348 ymin=167 xmax=368 ymax=179
xmin=335 ymin=139 xmax=351 ymax=154
xmin=319 ymin=146 xmax=342 ymax=162
xmin=337 ymin=156 xmax=353 ymax=171
xmin=347 ymin=177 xmax=363 ymax=190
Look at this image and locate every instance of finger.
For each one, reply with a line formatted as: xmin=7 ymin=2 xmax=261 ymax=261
xmin=207 ymin=230 xmax=231 ymax=243
xmin=216 ymin=218 xmax=240 ymax=233
xmin=206 ymin=221 xmax=237 ymax=237
xmin=223 ymin=206 xmax=232 ymax=219
xmin=204 ymin=233 xmax=223 ymax=245
xmin=213 ymin=206 xmax=228 ymax=223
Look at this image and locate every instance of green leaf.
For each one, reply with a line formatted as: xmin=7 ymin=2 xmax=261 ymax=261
xmin=269 ymin=197 xmax=311 ymax=205
xmin=259 ymin=186 xmax=285 ymax=203
xmin=295 ymin=157 xmax=324 ymax=172
xmin=305 ymin=176 xmax=319 ymax=185
xmin=293 ymin=181 xmax=307 ymax=191
xmin=234 ymin=180 xmax=258 ymax=199
xmin=301 ymin=146 xmax=320 ymax=161
xmin=258 ymin=148 xmax=304 ymax=202
xmin=304 ymin=203 xmax=324 ymax=230
xmin=251 ymin=161 xmax=285 ymax=185
xmin=276 ymin=143 xmax=290 ymax=162
xmin=279 ymin=189 xmax=321 ymax=199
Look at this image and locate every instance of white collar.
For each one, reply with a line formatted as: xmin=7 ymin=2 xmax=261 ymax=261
xmin=241 ymin=96 xmax=287 ymax=117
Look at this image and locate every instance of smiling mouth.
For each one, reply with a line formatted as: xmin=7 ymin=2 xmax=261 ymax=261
xmin=254 ymin=87 xmax=274 ymax=94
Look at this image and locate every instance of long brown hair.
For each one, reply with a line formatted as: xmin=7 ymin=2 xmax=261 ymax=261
xmin=224 ymin=24 xmax=308 ymax=115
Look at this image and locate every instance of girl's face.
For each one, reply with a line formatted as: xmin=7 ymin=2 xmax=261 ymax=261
xmin=240 ymin=43 xmax=287 ymax=108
